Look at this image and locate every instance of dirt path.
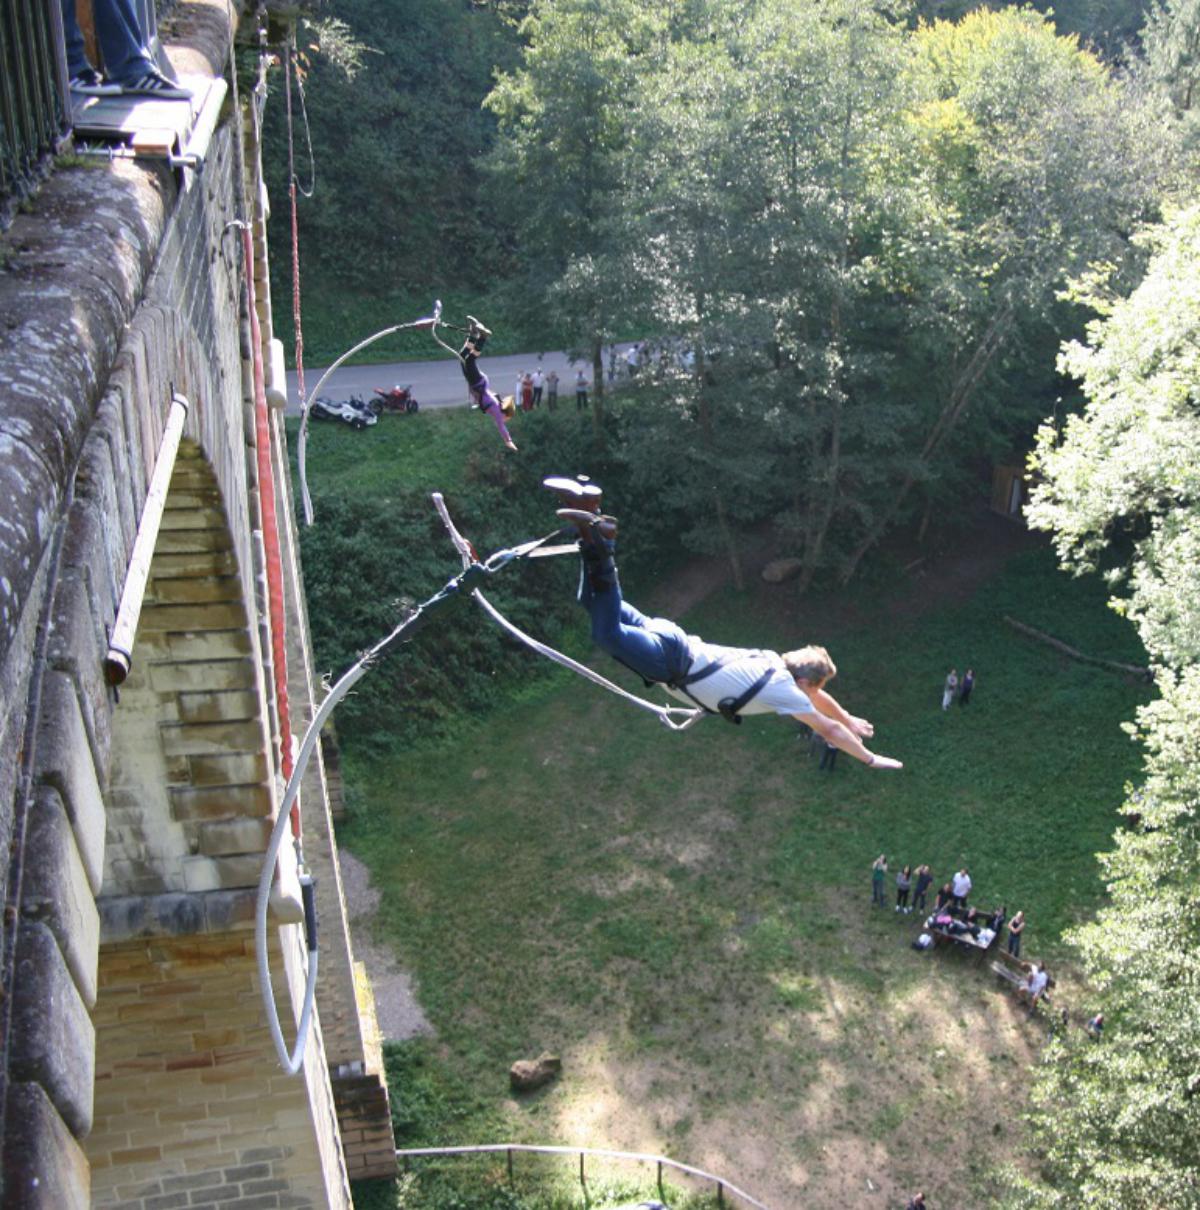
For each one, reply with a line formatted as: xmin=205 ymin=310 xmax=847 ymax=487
xmin=339 ymin=850 xmax=434 ymax=1041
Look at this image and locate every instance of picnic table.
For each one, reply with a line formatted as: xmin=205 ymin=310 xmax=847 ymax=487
xmin=925 ymin=904 xmax=1003 ymax=956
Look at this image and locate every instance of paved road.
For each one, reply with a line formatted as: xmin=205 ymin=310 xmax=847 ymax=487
xmin=285 ymin=344 xmax=637 ymax=415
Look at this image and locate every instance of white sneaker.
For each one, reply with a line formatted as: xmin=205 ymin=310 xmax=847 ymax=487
xmin=70 ymin=68 xmax=121 ymax=95
xmin=543 ymin=476 xmax=603 ymax=509
xmin=121 ymin=70 xmax=191 ymax=99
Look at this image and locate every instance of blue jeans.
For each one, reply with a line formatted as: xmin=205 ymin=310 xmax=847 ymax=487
xmin=62 ymin=0 xmax=155 ymax=83
xmin=579 ymin=567 xmax=689 ymax=686
xmin=1008 ymin=932 xmax=1021 ymax=957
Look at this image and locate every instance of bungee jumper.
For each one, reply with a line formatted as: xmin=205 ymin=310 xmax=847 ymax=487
xmin=544 ymin=475 xmax=904 ymax=768
xmin=428 ymin=310 xmax=518 ymax=451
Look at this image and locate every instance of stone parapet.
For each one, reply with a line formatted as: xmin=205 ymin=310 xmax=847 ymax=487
xmin=0 ymin=2 xmax=383 ymax=1203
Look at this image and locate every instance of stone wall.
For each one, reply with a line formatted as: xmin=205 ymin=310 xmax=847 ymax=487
xmin=0 ymin=1 xmax=392 ymax=1204
xmin=89 ymin=932 xmax=336 ymax=1209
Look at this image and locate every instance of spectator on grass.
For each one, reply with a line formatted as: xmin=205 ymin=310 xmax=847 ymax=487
xmin=1086 ymin=1012 xmax=1104 ymax=1039
xmin=906 ymin=1193 xmax=926 ymax=1210
xmin=988 ymin=905 xmax=1007 ymax=935
xmin=818 ymin=735 xmax=838 ymax=771
xmin=532 ymin=366 xmax=544 ymax=407
xmin=1007 ymin=910 xmax=1025 ymax=958
xmin=575 ymin=369 xmax=589 ymax=411
xmin=896 ymin=865 xmax=912 ymax=913
xmin=951 ymin=867 xmax=972 ymax=908
xmin=61 ymin=0 xmax=189 ymax=97
xmin=912 ymin=864 xmax=933 ymax=912
xmin=521 ymin=372 xmax=534 ymax=412
xmin=546 ymin=370 xmax=559 ymax=411
xmin=871 ymin=855 xmax=888 ymax=908
xmin=942 ymin=668 xmax=958 ymax=710
xmin=959 ymin=667 xmax=976 ymax=706
xmin=1018 ymin=962 xmax=1049 ymax=1013
xmin=934 ymin=882 xmax=953 ymax=913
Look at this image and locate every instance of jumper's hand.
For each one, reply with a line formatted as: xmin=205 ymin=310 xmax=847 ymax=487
xmin=869 ymin=754 xmax=903 ymax=770
xmin=849 ymin=715 xmax=874 ymax=738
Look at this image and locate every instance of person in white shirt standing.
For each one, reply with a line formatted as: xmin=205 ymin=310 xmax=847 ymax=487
xmin=952 ymin=867 xmax=972 ymax=908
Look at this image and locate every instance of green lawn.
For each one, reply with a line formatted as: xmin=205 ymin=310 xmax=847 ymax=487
xmin=338 ymin=524 xmax=1150 ymax=1209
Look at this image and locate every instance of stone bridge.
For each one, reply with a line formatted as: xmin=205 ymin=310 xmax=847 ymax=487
xmin=0 ymin=4 xmax=392 ymax=1206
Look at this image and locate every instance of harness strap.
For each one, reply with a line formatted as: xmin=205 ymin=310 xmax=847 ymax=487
xmin=717 ymin=666 xmax=775 ymax=725
xmin=666 ymin=651 xmax=776 ymax=723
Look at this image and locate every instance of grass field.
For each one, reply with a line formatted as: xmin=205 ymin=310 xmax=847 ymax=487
xmin=334 ymin=494 xmax=1150 ymax=1207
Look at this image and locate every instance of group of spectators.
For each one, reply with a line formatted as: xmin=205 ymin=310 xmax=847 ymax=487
xmin=872 ymin=858 xmax=1028 ymax=956
xmin=941 ymin=667 xmax=976 ymax=710
xmin=510 ymin=366 xmax=591 ymax=413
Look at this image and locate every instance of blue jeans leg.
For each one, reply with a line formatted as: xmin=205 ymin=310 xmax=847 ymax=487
xmin=580 ymin=567 xmax=687 ymax=685
xmin=61 ymin=0 xmax=92 ymax=75
xmin=64 ymin=0 xmax=156 ymax=83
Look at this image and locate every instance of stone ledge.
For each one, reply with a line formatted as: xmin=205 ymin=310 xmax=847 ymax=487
xmin=98 ymin=887 xmax=257 ymax=942
xmin=22 ymin=790 xmax=101 ymax=1007
xmin=3 ymin=1081 xmax=91 ymax=1210
xmin=9 ymin=923 xmax=96 ymax=1137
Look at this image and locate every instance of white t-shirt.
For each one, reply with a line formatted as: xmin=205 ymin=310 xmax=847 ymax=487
xmin=1025 ymin=968 xmax=1048 ymax=997
xmin=952 ymin=871 xmax=972 ymax=898
xmin=663 ymin=639 xmax=815 ymax=717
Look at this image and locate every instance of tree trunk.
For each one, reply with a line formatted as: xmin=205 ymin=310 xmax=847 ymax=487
xmin=590 ymin=335 xmax=605 ymax=441
xmin=916 ymin=496 xmax=933 ymax=545
xmin=694 ymin=313 xmax=745 ymax=591
xmin=839 ymin=307 xmax=1014 ymax=584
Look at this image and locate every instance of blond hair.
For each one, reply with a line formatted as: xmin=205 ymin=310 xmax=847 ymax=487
xmin=782 ymin=645 xmax=836 ymax=686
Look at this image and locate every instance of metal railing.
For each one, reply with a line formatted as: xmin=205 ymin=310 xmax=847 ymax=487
xmin=0 ymin=0 xmax=71 ymax=226
xmin=395 ymin=1143 xmax=773 ymax=1210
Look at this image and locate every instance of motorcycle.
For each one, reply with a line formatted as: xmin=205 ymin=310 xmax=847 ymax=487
xmin=371 ymin=384 xmax=419 ymax=414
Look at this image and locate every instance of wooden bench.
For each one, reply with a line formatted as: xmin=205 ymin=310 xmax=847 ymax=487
xmin=990 ymin=959 xmax=1024 ymax=988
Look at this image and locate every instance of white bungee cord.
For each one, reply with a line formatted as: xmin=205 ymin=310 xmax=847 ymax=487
xmin=257 ymin=496 xmax=703 ymax=1074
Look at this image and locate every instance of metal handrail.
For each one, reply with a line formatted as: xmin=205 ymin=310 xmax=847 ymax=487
xmin=394 ymin=1142 xmax=773 ymax=1210
xmin=0 ymin=0 xmax=70 ymax=226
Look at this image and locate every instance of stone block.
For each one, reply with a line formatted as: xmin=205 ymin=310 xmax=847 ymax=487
xmin=3 ymin=1081 xmax=91 ymax=1210
xmin=34 ymin=675 xmax=106 ymax=892
xmin=149 ymin=575 xmax=245 ymax=606
xmin=159 ymin=506 xmax=229 ymax=533
xmin=138 ymin=601 xmax=249 ymax=632
xmin=160 ymin=720 xmax=266 ymax=758
xmin=150 ymin=550 xmax=237 ymax=579
xmin=142 ymin=631 xmax=254 ymax=665
xmin=0 ymin=430 xmax=61 ymax=666
xmin=152 ymin=524 xmax=235 ymax=556
xmin=22 ymin=789 xmax=101 ymax=1006
xmin=9 ymin=923 xmax=96 ymax=1136
xmin=182 ymin=854 xmax=262 ymax=891
xmin=175 ymin=690 xmax=259 ymax=725
xmin=73 ymin=417 xmax=132 ymax=573
xmin=169 ymin=782 xmax=272 ymax=821
xmin=59 ymin=492 xmax=120 ymax=623
xmin=98 ymin=893 xmax=205 ymax=941
xmin=195 ymin=817 xmax=272 ymax=856
xmin=46 ymin=572 xmax=114 ymax=783
xmin=186 ymin=751 xmax=269 ymax=787
xmin=88 ymin=399 xmax=137 ymax=561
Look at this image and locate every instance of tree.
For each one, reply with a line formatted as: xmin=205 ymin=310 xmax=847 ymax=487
xmin=1141 ymin=0 xmax=1200 ymax=158
xmin=1018 ymin=206 xmax=1200 ymax=1208
xmin=486 ymin=0 xmax=662 ymax=433
xmin=839 ymin=8 xmax=1167 ymax=581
